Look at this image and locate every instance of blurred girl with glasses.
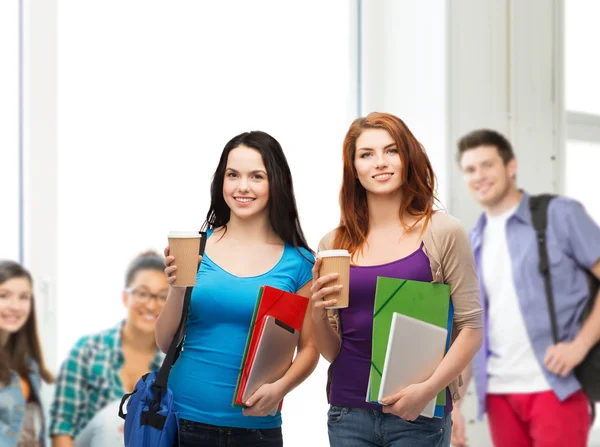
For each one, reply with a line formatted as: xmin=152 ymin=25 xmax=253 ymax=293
xmin=0 ymin=260 xmax=54 ymax=447
xmin=49 ymin=251 xmax=167 ymax=447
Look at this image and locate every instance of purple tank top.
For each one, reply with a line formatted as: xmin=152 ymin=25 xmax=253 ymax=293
xmin=329 ymin=245 xmax=452 ymax=413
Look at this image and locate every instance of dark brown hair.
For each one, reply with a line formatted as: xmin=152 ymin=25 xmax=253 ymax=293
xmin=203 ymin=130 xmax=313 ymax=255
xmin=124 ymin=250 xmax=165 ymax=288
xmin=457 ymin=129 xmax=515 ymax=164
xmin=0 ymin=261 xmax=54 ymax=385
xmin=333 ymin=112 xmax=437 ymax=257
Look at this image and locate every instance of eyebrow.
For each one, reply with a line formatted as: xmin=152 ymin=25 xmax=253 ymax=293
xmin=356 ymin=143 xmax=397 ymax=152
xmin=135 ymin=285 xmax=169 ymax=293
xmin=0 ymin=288 xmax=30 ymax=296
xmin=225 ymin=168 xmax=267 ymax=175
xmin=463 ymin=158 xmax=494 ymax=169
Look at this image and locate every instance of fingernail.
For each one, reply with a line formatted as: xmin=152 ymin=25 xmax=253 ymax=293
xmin=245 ymin=401 xmax=251 ymax=406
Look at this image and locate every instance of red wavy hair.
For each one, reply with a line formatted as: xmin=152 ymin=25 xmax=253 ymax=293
xmin=333 ymin=112 xmax=437 ymax=257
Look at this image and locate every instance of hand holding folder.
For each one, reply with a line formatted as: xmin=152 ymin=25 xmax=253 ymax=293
xmin=378 ymin=313 xmax=448 ymax=418
xmin=233 ymin=286 xmax=309 ymax=412
xmin=368 ymin=277 xmax=450 ymax=405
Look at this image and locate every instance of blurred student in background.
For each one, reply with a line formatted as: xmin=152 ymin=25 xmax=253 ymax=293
xmin=50 ymin=251 xmax=166 ymax=447
xmin=157 ymin=130 xmax=318 ymax=447
xmin=453 ymin=129 xmax=600 ymax=447
xmin=0 ymin=260 xmax=54 ymax=447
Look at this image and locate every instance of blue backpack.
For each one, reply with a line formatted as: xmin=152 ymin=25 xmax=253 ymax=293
xmin=118 ymin=232 xmax=206 ymax=447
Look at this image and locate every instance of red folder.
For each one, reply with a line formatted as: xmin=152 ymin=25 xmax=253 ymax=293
xmin=233 ymin=286 xmax=309 ymax=408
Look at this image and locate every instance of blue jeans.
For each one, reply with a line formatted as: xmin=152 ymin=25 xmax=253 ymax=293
xmin=179 ymin=419 xmax=283 ymax=447
xmin=327 ymin=406 xmax=451 ymax=447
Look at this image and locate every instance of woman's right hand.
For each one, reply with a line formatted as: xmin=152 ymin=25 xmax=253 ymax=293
xmin=310 ymin=258 xmax=343 ymax=319
xmin=451 ymin=407 xmax=469 ymax=447
xmin=163 ymin=246 xmax=202 ymax=287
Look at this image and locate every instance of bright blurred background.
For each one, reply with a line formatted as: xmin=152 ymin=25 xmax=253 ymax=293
xmin=1 ymin=1 xmax=599 ymax=445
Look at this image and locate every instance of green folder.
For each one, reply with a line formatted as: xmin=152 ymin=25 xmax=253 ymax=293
xmin=232 ymin=286 xmax=264 ymax=409
xmin=369 ymin=277 xmax=450 ymax=405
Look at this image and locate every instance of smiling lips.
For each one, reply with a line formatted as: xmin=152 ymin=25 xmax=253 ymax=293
xmin=372 ymin=172 xmax=394 ymax=182
xmin=234 ymin=197 xmax=256 ymax=205
xmin=1 ymin=314 xmax=24 ymax=324
xmin=476 ymin=183 xmax=493 ymax=195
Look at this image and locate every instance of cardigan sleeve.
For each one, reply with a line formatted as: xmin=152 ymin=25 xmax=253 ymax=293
xmin=435 ymin=213 xmax=484 ymax=331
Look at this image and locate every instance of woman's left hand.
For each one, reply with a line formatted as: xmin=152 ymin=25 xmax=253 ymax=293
xmin=381 ymin=382 xmax=436 ymax=421
xmin=242 ymin=382 xmax=285 ymax=417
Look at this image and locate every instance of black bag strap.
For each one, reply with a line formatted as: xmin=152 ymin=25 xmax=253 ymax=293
xmin=152 ymin=231 xmax=207 ymax=395
xmin=118 ymin=229 xmax=206 ymax=421
xmin=118 ymin=388 xmax=133 ymax=419
xmin=118 ymin=372 xmax=151 ymax=419
xmin=529 ymin=194 xmax=560 ymax=344
xmin=530 ymin=195 xmax=598 ymax=423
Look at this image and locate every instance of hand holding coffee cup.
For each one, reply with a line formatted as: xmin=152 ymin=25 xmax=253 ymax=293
xmin=163 ymin=247 xmax=203 ymax=285
xmin=310 ymin=249 xmax=351 ymax=313
xmin=310 ymin=259 xmax=342 ymax=317
xmin=164 ymin=231 xmax=203 ymax=287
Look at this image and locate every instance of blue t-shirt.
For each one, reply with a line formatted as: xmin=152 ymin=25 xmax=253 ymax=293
xmin=168 ymin=230 xmax=314 ymax=429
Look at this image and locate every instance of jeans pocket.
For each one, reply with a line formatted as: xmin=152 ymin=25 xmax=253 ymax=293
xmin=179 ymin=419 xmax=190 ymax=433
xmin=256 ymin=427 xmax=283 ymax=441
xmin=179 ymin=429 xmax=215 ymax=446
xmin=327 ymin=406 xmax=349 ymax=425
xmin=399 ymin=414 xmax=446 ymax=431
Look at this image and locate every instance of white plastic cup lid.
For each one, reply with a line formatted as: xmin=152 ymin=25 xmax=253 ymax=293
xmin=317 ymin=249 xmax=350 ymax=258
xmin=167 ymin=231 xmax=201 ymax=238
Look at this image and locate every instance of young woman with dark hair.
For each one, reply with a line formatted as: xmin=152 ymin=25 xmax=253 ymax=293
xmin=0 ymin=260 xmax=53 ymax=447
xmin=310 ymin=113 xmax=484 ymax=446
xmin=50 ymin=251 xmax=167 ymax=447
xmin=156 ymin=130 xmax=318 ymax=447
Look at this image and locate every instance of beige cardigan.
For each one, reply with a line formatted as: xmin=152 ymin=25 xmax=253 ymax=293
xmin=318 ymin=211 xmax=483 ymax=402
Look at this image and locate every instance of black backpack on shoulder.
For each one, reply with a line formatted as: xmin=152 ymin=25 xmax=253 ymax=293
xmin=529 ymin=194 xmax=600 ymax=420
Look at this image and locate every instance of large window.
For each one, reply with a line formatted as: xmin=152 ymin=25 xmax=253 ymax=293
xmin=564 ymin=0 xmax=600 ymax=226
xmin=564 ymin=0 xmax=600 ymax=434
xmin=565 ymin=0 xmax=600 ymax=116
xmin=565 ymin=140 xmax=600 ymax=224
xmin=0 ymin=1 xmax=21 ymax=262
xmin=57 ymin=2 xmax=354 ymax=445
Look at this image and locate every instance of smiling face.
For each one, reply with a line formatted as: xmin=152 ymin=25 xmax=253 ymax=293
xmin=460 ymin=145 xmax=517 ymax=208
xmin=222 ymin=145 xmax=270 ymax=220
xmin=354 ymin=128 xmax=404 ymax=196
xmin=0 ymin=277 xmax=33 ymax=334
xmin=123 ymin=269 xmax=168 ymax=335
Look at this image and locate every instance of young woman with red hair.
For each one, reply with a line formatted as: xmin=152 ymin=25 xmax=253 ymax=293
xmin=310 ymin=112 xmax=484 ymax=446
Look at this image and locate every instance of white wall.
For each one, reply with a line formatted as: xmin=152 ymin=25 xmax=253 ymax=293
xmin=20 ymin=0 xmax=59 ymax=437
xmin=22 ymin=0 xmax=59 ymax=375
xmin=361 ymin=0 xmax=448 ymax=206
xmin=447 ymin=0 xmax=510 ymax=230
xmin=0 ymin=0 xmax=21 ymax=262
xmin=448 ymin=0 xmax=562 ymax=230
